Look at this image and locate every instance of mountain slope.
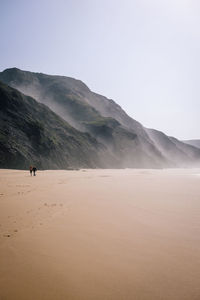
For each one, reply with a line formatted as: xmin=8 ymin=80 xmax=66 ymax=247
xmin=146 ymin=128 xmax=200 ymax=167
xmin=0 ymin=68 xmax=168 ymax=167
xmin=0 ymin=81 xmax=106 ymax=169
xmin=0 ymin=68 xmax=153 ymax=142
xmin=0 ymin=67 xmax=200 ymax=168
xmin=183 ymin=140 xmax=200 ymax=149
xmin=0 ymin=81 xmax=165 ymax=169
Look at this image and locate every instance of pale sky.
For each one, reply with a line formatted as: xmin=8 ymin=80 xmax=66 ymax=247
xmin=0 ymin=0 xmax=200 ymax=140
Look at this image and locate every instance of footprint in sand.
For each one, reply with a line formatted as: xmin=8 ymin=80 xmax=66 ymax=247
xmin=18 ymin=191 xmax=24 ymax=195
xmin=3 ymin=234 xmax=11 ymax=237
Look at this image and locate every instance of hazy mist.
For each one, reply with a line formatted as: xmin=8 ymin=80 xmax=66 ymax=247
xmin=0 ymin=0 xmax=200 ymax=139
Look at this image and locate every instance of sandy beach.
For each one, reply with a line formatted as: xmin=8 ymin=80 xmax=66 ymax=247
xmin=0 ymin=168 xmax=200 ymax=300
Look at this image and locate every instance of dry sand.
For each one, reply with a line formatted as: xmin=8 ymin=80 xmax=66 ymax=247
xmin=0 ymin=168 xmax=200 ymax=300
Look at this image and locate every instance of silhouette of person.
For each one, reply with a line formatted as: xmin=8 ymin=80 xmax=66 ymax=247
xmin=29 ymin=165 xmax=33 ymax=176
xmin=32 ymin=166 xmax=37 ymax=176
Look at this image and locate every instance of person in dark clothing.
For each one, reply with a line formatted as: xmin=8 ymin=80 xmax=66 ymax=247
xmin=32 ymin=166 xmax=37 ymax=176
xmin=29 ymin=165 xmax=33 ymax=176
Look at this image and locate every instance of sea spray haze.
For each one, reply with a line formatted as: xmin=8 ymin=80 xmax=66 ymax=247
xmin=0 ymin=81 xmax=104 ymax=169
xmin=0 ymin=68 xmax=200 ymax=169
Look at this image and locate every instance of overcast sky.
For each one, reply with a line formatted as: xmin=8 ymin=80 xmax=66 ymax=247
xmin=0 ymin=0 xmax=199 ymax=139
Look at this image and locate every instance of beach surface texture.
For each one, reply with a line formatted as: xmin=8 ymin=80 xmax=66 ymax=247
xmin=0 ymin=169 xmax=200 ymax=300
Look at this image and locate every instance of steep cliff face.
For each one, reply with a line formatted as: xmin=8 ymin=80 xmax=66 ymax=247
xmin=0 ymin=68 xmax=151 ymax=141
xmin=0 ymin=68 xmax=200 ymax=169
xmin=0 ymin=81 xmax=164 ymax=169
xmin=0 ymin=81 xmax=105 ymax=169
xmin=0 ymin=68 xmax=167 ymax=168
xmin=183 ymin=140 xmax=200 ymax=149
xmin=146 ymin=128 xmax=200 ymax=167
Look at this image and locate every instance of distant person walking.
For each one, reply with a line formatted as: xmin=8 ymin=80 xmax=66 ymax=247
xmin=32 ymin=166 xmax=37 ymax=176
xmin=29 ymin=165 xmax=33 ymax=176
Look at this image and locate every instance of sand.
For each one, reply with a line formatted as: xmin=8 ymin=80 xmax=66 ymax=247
xmin=0 ymin=168 xmax=200 ymax=300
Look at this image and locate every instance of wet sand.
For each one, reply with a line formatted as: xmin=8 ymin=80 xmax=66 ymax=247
xmin=0 ymin=168 xmax=200 ymax=300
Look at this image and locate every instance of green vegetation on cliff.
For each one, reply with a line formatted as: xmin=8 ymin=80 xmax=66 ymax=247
xmin=0 ymin=81 xmax=103 ymax=169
